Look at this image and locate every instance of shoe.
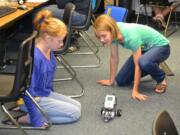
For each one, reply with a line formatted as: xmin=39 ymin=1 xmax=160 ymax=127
xmin=0 ymin=64 xmax=6 ymax=71
xmin=153 ymin=19 xmax=164 ymax=30
xmin=8 ymin=105 xmax=26 ymax=113
xmin=153 ymin=15 xmax=166 ymax=29
xmin=68 ymin=46 xmax=79 ymax=53
xmin=156 ymin=17 xmax=166 ymax=28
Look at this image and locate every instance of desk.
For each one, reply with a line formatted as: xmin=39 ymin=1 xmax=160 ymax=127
xmin=0 ymin=2 xmax=48 ymax=30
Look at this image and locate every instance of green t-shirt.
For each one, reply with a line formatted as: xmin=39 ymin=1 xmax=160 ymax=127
xmin=114 ymin=22 xmax=169 ymax=52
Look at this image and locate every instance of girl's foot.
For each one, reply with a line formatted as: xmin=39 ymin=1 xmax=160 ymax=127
xmin=2 ymin=113 xmax=29 ymax=125
xmin=17 ymin=114 xmax=30 ymax=124
xmin=154 ymin=79 xmax=167 ymax=94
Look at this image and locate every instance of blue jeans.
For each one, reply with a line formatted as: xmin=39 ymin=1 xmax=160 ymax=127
xmin=20 ymin=92 xmax=81 ymax=124
xmin=116 ymin=46 xmax=170 ymax=86
xmin=44 ymin=5 xmax=87 ymax=26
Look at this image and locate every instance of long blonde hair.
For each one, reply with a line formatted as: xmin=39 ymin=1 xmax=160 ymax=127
xmin=93 ymin=14 xmax=119 ymax=39
xmin=33 ymin=9 xmax=67 ymax=37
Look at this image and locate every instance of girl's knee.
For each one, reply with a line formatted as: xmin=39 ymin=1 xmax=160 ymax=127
xmin=115 ymin=78 xmax=131 ymax=86
xmin=71 ymin=107 xmax=81 ymax=121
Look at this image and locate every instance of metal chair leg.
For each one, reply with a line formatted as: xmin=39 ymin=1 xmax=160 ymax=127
xmin=84 ymin=31 xmax=100 ymax=54
xmin=136 ymin=4 xmax=144 ymax=23
xmin=67 ymin=32 xmax=101 ymax=68
xmin=55 ymin=56 xmax=85 ymax=98
xmin=24 ymin=90 xmax=52 ymax=129
xmin=0 ymin=105 xmax=27 ymax=135
xmin=164 ymin=7 xmax=179 ymax=37
xmin=0 ymin=92 xmax=52 ymax=131
xmin=71 ymin=31 xmax=99 ymax=55
xmin=54 ymin=56 xmax=76 ymax=81
xmin=164 ymin=8 xmax=172 ymax=37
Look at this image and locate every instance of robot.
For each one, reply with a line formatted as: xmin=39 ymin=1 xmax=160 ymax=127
xmin=101 ymin=94 xmax=122 ymax=122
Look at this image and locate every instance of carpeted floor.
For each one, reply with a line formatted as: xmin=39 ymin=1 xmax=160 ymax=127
xmin=0 ymin=26 xmax=180 ymax=135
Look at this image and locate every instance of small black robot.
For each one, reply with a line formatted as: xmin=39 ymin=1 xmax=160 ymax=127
xmin=101 ymin=94 xmax=122 ymax=122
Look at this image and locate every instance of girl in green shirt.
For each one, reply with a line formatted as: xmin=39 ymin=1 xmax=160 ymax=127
xmin=93 ymin=15 xmax=170 ymax=101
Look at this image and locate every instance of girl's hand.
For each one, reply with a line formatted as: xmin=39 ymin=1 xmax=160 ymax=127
xmin=97 ymin=79 xmax=113 ymax=86
xmin=132 ymin=91 xmax=148 ymax=101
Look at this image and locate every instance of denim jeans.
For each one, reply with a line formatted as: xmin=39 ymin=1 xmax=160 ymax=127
xmin=20 ymin=92 xmax=81 ymax=124
xmin=116 ymin=46 xmax=170 ymax=86
xmin=44 ymin=5 xmax=87 ymax=26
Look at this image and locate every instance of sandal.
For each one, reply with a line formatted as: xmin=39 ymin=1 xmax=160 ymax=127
xmin=155 ymin=17 xmax=166 ymax=29
xmin=2 ymin=113 xmax=28 ymax=125
xmin=68 ymin=46 xmax=79 ymax=53
xmin=154 ymin=83 xmax=167 ymax=94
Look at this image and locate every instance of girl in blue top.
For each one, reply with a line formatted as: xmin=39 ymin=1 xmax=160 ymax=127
xmin=93 ymin=15 xmax=170 ymax=101
xmin=17 ymin=10 xmax=81 ymax=127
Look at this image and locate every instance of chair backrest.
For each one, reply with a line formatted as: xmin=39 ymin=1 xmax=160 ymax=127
xmin=72 ymin=0 xmax=92 ymax=30
xmin=54 ymin=2 xmax=75 ymax=55
xmin=152 ymin=110 xmax=179 ymax=135
xmin=92 ymin=0 xmax=96 ymax=11
xmin=92 ymin=0 xmax=101 ymax=13
xmin=104 ymin=5 xmax=128 ymax=22
xmin=140 ymin=0 xmax=149 ymax=4
xmin=10 ymin=31 xmax=37 ymax=101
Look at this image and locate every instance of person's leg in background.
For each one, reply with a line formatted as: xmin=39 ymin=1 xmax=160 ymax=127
xmin=151 ymin=0 xmax=179 ymax=29
xmin=161 ymin=1 xmax=180 ymax=17
xmin=44 ymin=4 xmax=64 ymax=19
xmin=44 ymin=5 xmax=85 ymax=53
xmin=152 ymin=5 xmax=167 ymax=28
xmin=68 ymin=12 xmax=87 ymax=52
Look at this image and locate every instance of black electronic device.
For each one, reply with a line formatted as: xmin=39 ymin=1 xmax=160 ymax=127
xmin=100 ymin=94 xmax=122 ymax=122
xmin=0 ymin=6 xmax=17 ymax=18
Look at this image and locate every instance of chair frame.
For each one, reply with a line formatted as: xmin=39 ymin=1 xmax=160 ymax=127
xmin=136 ymin=0 xmax=175 ymax=76
xmin=152 ymin=110 xmax=179 ymax=135
xmin=163 ymin=3 xmax=180 ymax=37
xmin=136 ymin=0 xmax=150 ymax=24
xmin=136 ymin=0 xmax=180 ymax=37
xmin=0 ymin=31 xmax=51 ymax=135
xmin=54 ymin=3 xmax=85 ymax=98
xmin=70 ymin=0 xmax=101 ymax=68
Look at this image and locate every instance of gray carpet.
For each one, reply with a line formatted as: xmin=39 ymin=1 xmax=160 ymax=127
xmin=0 ymin=27 xmax=180 ymax=135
